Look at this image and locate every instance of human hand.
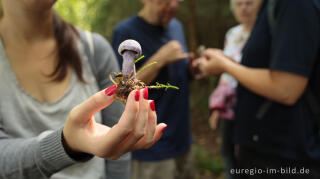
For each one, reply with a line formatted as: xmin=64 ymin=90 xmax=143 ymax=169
xmin=154 ymin=40 xmax=189 ymax=67
xmin=209 ymin=110 xmax=220 ymax=130
xmin=189 ymin=45 xmax=205 ymax=79
xmin=63 ymin=86 xmax=166 ymax=160
xmin=193 ymin=48 xmax=229 ymax=79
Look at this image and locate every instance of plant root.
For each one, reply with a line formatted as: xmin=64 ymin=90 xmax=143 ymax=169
xmin=109 ymin=72 xmax=179 ymax=103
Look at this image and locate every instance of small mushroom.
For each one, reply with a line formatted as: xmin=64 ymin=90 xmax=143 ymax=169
xmin=118 ymin=40 xmax=142 ymax=78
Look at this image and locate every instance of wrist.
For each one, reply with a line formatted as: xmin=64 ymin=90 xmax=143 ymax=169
xmin=61 ymin=130 xmax=93 ymax=162
xmin=220 ymin=56 xmax=232 ymax=74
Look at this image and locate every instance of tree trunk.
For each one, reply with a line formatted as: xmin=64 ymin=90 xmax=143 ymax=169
xmin=187 ymin=0 xmax=198 ymax=53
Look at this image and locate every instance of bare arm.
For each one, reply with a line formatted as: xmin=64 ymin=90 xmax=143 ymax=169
xmin=224 ymin=59 xmax=308 ymax=105
xmin=137 ymin=40 xmax=189 ymax=84
xmin=197 ymin=49 xmax=308 ymax=106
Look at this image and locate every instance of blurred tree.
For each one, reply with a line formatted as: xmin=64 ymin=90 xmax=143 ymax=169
xmin=178 ymin=0 xmax=236 ymax=52
xmin=54 ymin=0 xmax=236 ymax=49
xmin=55 ymin=0 xmax=141 ymax=40
xmin=186 ymin=0 xmax=198 ymax=52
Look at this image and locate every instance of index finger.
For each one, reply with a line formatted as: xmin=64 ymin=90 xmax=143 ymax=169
xmin=72 ymin=85 xmax=117 ymax=122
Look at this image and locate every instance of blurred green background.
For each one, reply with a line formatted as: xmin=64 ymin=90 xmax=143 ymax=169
xmin=55 ymin=0 xmax=238 ymax=178
xmin=54 ymin=0 xmax=236 ymax=51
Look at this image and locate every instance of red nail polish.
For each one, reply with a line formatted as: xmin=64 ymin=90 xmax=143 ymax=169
xmin=105 ymin=85 xmax=117 ymax=96
xmin=161 ymin=126 xmax=167 ymax=133
xmin=135 ymin=90 xmax=140 ymax=101
xmin=150 ymin=100 xmax=155 ymax=111
xmin=143 ymin=88 xmax=148 ymax=100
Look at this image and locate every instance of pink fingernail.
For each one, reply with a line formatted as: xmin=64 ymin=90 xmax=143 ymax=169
xmin=143 ymin=88 xmax=148 ymax=100
xmin=135 ymin=90 xmax=140 ymax=101
xmin=105 ymin=85 xmax=117 ymax=96
xmin=150 ymin=100 xmax=155 ymax=111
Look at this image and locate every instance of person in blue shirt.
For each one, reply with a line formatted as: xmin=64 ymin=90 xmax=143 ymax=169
xmin=111 ymin=0 xmax=195 ymax=179
xmin=195 ymin=0 xmax=320 ymax=178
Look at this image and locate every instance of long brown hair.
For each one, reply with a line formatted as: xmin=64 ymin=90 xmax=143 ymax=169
xmin=51 ymin=12 xmax=84 ymax=82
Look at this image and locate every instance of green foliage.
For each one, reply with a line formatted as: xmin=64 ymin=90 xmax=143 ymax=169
xmin=136 ymin=61 xmax=158 ymax=76
xmin=55 ymin=0 xmax=141 ymax=40
xmin=135 ymin=55 xmax=145 ymax=64
xmin=194 ymin=145 xmax=224 ymax=175
xmin=150 ymin=82 xmax=179 ymax=91
xmin=54 ymin=0 xmax=98 ymax=31
xmin=54 ymin=0 xmax=235 ymax=47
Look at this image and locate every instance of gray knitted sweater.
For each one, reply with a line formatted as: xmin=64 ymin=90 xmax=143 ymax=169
xmin=0 ymin=30 xmax=130 ymax=179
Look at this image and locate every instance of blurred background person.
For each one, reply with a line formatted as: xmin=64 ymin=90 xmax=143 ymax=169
xmin=112 ymin=0 xmax=195 ymax=179
xmin=195 ymin=0 xmax=320 ymax=178
xmin=207 ymin=0 xmax=262 ymax=178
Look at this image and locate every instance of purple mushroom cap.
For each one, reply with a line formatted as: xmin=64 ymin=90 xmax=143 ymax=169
xmin=118 ymin=40 xmax=142 ymax=78
xmin=118 ymin=39 xmax=142 ymax=59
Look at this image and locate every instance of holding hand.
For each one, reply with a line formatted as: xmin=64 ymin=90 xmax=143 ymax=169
xmin=192 ymin=48 xmax=230 ymax=79
xmin=154 ymin=40 xmax=190 ymax=67
xmin=63 ymin=86 xmax=166 ymax=160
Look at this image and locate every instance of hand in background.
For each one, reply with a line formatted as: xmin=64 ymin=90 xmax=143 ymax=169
xmin=153 ymin=40 xmax=190 ymax=67
xmin=189 ymin=45 xmax=205 ymax=80
xmin=63 ymin=86 xmax=166 ymax=160
xmin=209 ymin=110 xmax=220 ymax=130
xmin=192 ymin=48 xmax=229 ymax=79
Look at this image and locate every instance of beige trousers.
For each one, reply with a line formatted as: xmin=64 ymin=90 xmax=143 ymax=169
xmin=131 ymin=149 xmax=195 ymax=179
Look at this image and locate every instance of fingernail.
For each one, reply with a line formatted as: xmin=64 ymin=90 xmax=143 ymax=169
xmin=135 ymin=90 xmax=140 ymax=101
xmin=161 ymin=126 xmax=167 ymax=133
xmin=143 ymin=88 xmax=148 ymax=100
xmin=105 ymin=85 xmax=117 ymax=96
xmin=150 ymin=100 xmax=155 ymax=111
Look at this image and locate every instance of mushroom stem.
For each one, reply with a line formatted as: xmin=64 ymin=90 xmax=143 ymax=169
xmin=122 ymin=51 xmax=136 ymax=78
xmin=118 ymin=39 xmax=142 ymax=78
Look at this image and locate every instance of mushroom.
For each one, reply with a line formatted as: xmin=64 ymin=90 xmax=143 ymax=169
xmin=118 ymin=39 xmax=142 ymax=78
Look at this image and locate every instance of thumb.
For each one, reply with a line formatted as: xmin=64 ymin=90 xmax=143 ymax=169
xmin=72 ymin=85 xmax=117 ymax=122
xmin=179 ymin=52 xmax=191 ymax=60
xmin=143 ymin=123 xmax=167 ymax=149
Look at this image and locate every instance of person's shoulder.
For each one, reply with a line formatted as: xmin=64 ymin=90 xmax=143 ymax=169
xmin=169 ymin=18 xmax=183 ymax=27
xmin=77 ymin=28 xmax=110 ymax=48
xmin=168 ymin=18 xmax=184 ymax=33
xmin=114 ymin=15 xmax=138 ymax=32
xmin=229 ymin=25 xmax=242 ymax=33
xmin=225 ymin=24 xmax=242 ymax=37
xmin=92 ymin=33 xmax=110 ymax=49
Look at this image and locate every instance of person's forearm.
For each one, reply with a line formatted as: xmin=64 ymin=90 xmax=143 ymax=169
xmin=136 ymin=56 xmax=165 ymax=85
xmin=223 ymin=60 xmax=307 ymax=105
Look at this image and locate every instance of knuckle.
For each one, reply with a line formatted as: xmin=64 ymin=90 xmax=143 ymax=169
xmin=133 ymin=130 xmax=145 ymax=139
xmin=140 ymin=106 xmax=149 ymax=114
xmin=143 ymin=142 xmax=153 ymax=149
xmin=127 ymin=103 xmax=139 ymax=114
xmin=68 ymin=106 xmax=80 ymax=122
xmin=90 ymin=94 xmax=101 ymax=108
xmin=120 ymin=126 xmax=133 ymax=136
xmin=144 ymin=140 xmax=153 ymax=149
